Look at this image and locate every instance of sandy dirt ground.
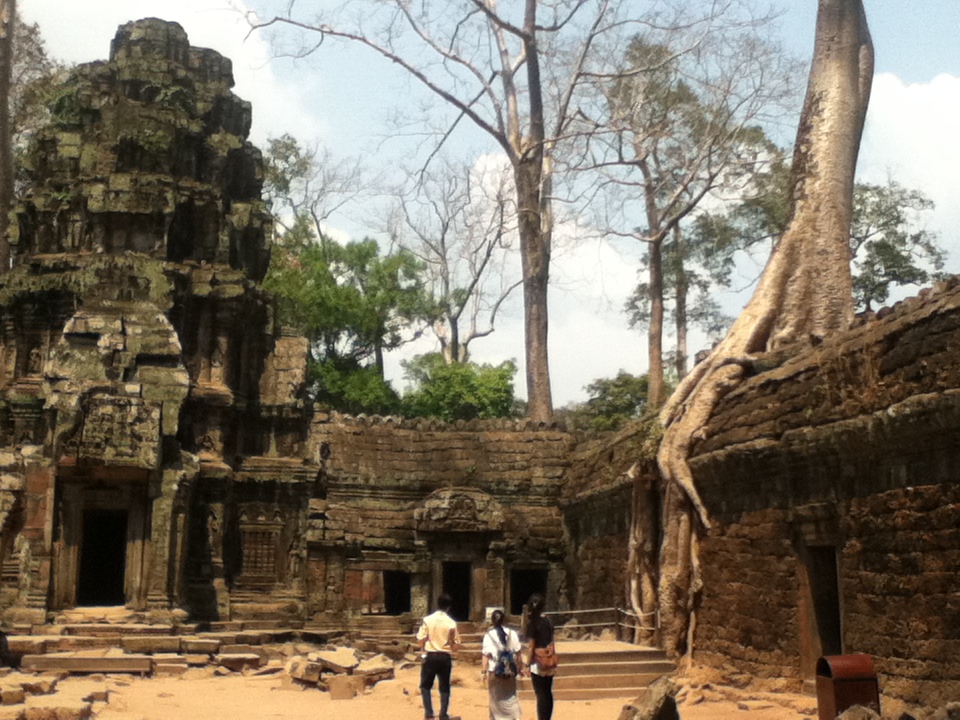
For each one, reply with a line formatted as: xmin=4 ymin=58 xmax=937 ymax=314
xmin=62 ymin=664 xmax=818 ymax=720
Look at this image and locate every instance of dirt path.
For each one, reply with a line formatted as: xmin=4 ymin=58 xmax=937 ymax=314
xmin=69 ymin=664 xmax=816 ymax=720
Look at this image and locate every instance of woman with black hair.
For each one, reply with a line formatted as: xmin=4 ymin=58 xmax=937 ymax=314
xmin=524 ymin=593 xmax=556 ymax=720
xmin=481 ymin=609 xmax=523 ymax=720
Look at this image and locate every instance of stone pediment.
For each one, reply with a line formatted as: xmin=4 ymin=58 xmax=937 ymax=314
xmin=414 ymin=488 xmax=504 ymax=533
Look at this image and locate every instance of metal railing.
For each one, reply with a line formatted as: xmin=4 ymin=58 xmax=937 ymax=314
xmin=541 ymin=606 xmax=659 ymax=642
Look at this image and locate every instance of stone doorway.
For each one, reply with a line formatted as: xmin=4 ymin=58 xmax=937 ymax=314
xmin=805 ymin=545 xmax=842 ymax=655
xmin=383 ymin=570 xmax=411 ymax=615
xmin=51 ymin=471 xmax=152 ymax=611
xmin=509 ymin=567 xmax=548 ymax=615
xmin=77 ymin=509 xmax=127 ymax=606
xmin=799 ymin=542 xmax=843 ymax=690
xmin=442 ymin=561 xmax=471 ymax=621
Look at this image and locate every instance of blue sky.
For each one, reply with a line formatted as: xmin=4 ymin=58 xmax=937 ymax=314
xmin=23 ymin=0 xmax=960 ymax=405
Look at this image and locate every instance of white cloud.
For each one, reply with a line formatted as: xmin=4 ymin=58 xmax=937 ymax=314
xmin=859 ymin=73 xmax=960 ymax=262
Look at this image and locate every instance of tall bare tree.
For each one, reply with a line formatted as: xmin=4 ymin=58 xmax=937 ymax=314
xmin=649 ymin=0 xmax=874 ymax=656
xmin=387 ymin=157 xmax=521 ymax=364
xmin=250 ymin=0 xmax=717 ymax=422
xmin=581 ymin=25 xmax=799 ymax=407
xmin=0 ymin=0 xmax=15 ymax=273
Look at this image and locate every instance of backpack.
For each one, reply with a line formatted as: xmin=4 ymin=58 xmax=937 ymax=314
xmin=489 ymin=629 xmax=518 ymax=678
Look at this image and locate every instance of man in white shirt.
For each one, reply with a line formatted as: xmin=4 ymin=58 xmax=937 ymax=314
xmin=416 ymin=593 xmax=461 ymax=720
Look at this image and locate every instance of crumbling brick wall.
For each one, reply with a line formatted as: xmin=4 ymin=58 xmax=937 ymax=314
xmin=688 ymin=280 xmax=960 ymax=708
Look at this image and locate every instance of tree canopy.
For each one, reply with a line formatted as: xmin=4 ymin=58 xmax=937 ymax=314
xmin=400 ymin=353 xmax=517 ymax=422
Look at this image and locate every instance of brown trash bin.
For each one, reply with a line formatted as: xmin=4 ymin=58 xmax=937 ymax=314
xmin=816 ymin=654 xmax=881 ymax=719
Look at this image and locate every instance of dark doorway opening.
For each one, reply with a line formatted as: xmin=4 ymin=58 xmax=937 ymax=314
xmin=442 ymin=561 xmax=471 ymax=621
xmin=806 ymin=545 xmax=842 ymax=656
xmin=510 ymin=568 xmax=548 ymax=615
xmin=384 ymin=570 xmax=411 ymax=615
xmin=77 ymin=510 xmax=127 ymax=606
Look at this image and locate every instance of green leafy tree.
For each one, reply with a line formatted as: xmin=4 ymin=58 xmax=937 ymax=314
xmin=563 ymin=371 xmax=649 ymax=432
xmin=400 ymin=353 xmax=517 ymax=422
xmin=263 ymin=134 xmax=435 ymax=414
xmin=707 ymin=156 xmax=946 ymax=312
xmin=850 ymin=181 xmax=946 ymax=311
xmin=265 ymin=231 xmax=432 ymax=410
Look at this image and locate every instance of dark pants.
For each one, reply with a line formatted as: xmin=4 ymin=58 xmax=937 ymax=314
xmin=531 ymin=673 xmax=554 ymax=720
xmin=420 ymin=652 xmax=452 ymax=718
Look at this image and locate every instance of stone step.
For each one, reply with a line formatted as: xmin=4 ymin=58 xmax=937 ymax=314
xmin=33 ymin=623 xmax=181 ymax=637
xmin=552 ymin=648 xmax=668 ymax=664
xmin=530 ymin=671 xmax=671 ymax=691
xmin=21 ymin=653 xmax=153 ymax=674
xmin=555 ymin=660 xmax=675 ymax=677
xmin=520 ymin=686 xmax=651 ymax=702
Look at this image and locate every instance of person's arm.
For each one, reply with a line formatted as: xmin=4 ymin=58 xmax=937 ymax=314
xmin=416 ymin=621 xmax=428 ymax=651
xmin=511 ymin=631 xmax=525 ymax=674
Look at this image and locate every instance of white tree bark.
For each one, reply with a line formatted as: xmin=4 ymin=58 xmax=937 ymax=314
xmin=653 ymin=0 xmax=874 ymax=657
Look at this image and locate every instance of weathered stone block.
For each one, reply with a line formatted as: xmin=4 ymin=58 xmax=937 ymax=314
xmin=323 ymin=674 xmax=365 ymax=700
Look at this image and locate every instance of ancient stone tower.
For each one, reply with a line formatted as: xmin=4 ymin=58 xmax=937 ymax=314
xmin=0 ymin=18 xmax=576 ymax=630
xmin=0 ymin=18 xmax=315 ymax=624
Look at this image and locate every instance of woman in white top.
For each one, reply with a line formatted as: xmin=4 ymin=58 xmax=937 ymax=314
xmin=481 ymin=609 xmax=524 ymax=720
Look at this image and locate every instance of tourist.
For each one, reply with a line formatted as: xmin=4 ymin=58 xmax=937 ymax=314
xmin=416 ymin=592 xmax=461 ymax=720
xmin=525 ymin=593 xmax=557 ymax=720
xmin=481 ymin=608 xmax=523 ymax=720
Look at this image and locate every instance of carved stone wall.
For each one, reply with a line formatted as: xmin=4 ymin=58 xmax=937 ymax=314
xmin=0 ymin=18 xmax=314 ymax=625
xmin=686 ymin=281 xmax=960 ymax=710
xmin=305 ymin=415 xmax=576 ymax=620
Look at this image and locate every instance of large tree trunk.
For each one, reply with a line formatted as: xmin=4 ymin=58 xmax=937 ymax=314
xmin=647 ymin=238 xmax=665 ymax=407
xmin=515 ymin=154 xmax=553 ymax=422
xmin=0 ymin=0 xmax=14 ymax=273
xmin=674 ymin=225 xmax=689 ymax=379
xmin=651 ymin=0 xmax=873 ymax=657
xmin=517 ymin=1 xmax=553 ymax=423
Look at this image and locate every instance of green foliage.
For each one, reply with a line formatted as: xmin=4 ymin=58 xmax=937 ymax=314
xmin=265 ymin=230 xmax=432 ymax=391
xmin=850 ymin=181 xmax=946 ymax=310
xmin=14 ymin=19 xmax=64 ymax=143
xmin=262 ymin=131 xmax=436 ymax=415
xmin=701 ymin=157 xmax=947 ymax=313
xmin=400 ymin=353 xmax=517 ymax=422
xmin=310 ymin=359 xmax=401 ymax=415
xmin=563 ymin=371 xmax=650 ymax=432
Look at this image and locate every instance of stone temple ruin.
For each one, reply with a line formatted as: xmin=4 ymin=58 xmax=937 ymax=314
xmin=0 ymin=16 xmax=957 ymax=718
xmin=0 ymin=18 xmax=575 ymax=631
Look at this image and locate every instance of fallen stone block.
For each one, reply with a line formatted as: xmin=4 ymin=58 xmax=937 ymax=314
xmin=355 ymin=655 xmax=395 ymax=686
xmin=308 ymin=648 xmax=358 ymax=675
xmin=324 ymin=674 xmax=365 ymax=700
xmin=216 ymin=654 xmax=261 ymax=672
xmin=219 ymin=644 xmax=264 ymax=659
xmin=19 ymin=675 xmax=61 ymax=695
xmin=0 ymin=686 xmax=24 ymax=705
xmin=837 ymin=707 xmax=880 ymax=720
xmin=285 ymin=658 xmax=321 ymax=684
xmin=618 ymin=677 xmax=679 ymax=720
xmin=154 ymin=664 xmax=187 ymax=677
xmin=23 ymin=695 xmax=92 ymax=720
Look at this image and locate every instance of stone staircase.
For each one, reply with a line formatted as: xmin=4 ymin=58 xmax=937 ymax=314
xmin=7 ymin=607 xmax=340 ymax=676
xmin=518 ymin=641 xmax=674 ymax=701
